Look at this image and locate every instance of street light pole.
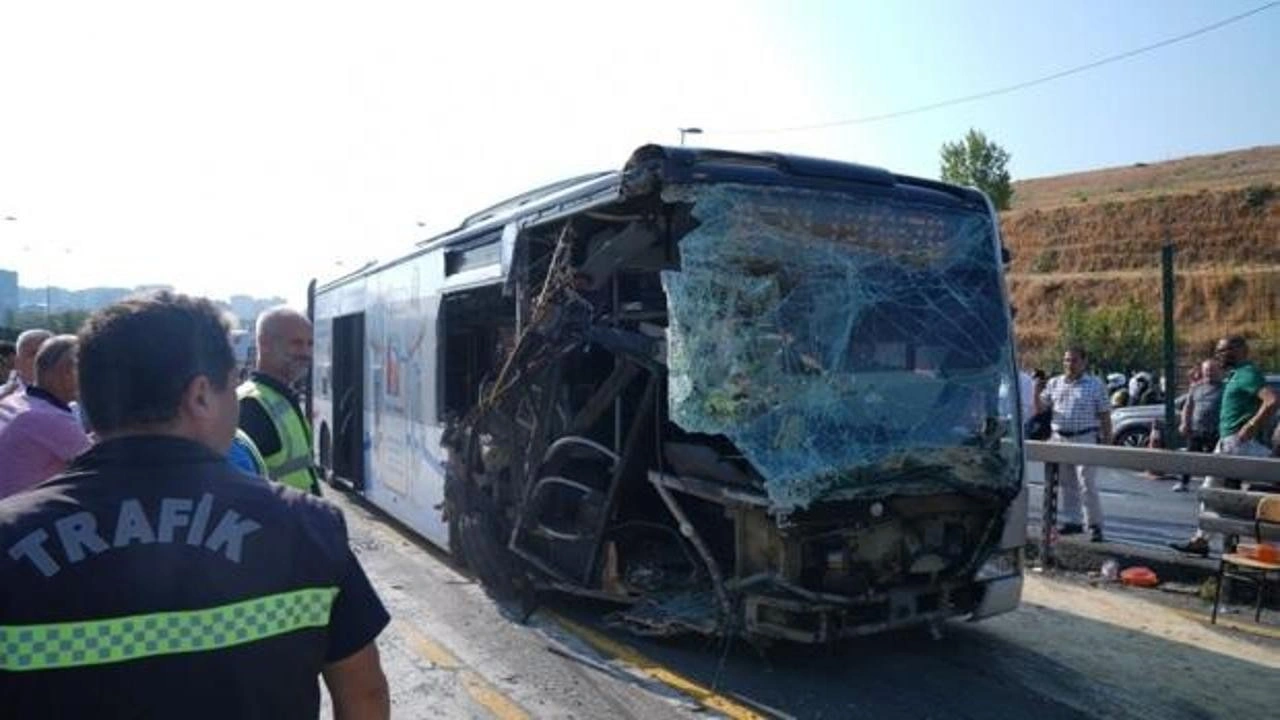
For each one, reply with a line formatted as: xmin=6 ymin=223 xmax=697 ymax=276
xmin=678 ymin=127 xmax=703 ymax=146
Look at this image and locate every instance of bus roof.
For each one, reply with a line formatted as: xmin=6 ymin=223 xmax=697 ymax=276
xmin=315 ymin=145 xmax=992 ymax=292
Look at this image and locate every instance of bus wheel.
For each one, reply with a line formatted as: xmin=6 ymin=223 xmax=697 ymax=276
xmin=443 ymin=469 xmax=467 ymax=567
xmin=451 ymin=471 xmax=521 ymax=602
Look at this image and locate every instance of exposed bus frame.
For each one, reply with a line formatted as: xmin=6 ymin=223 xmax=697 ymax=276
xmin=310 ymin=144 xmax=1026 ymax=644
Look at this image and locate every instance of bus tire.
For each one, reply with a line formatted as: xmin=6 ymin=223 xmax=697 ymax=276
xmin=451 ymin=472 xmax=521 ymax=601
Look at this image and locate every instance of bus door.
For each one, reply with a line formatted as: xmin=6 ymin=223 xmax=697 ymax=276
xmin=332 ymin=312 xmax=366 ymax=488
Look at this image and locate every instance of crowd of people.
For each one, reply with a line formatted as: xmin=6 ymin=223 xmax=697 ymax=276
xmin=1026 ymin=335 xmax=1278 ymax=551
xmin=0 ymin=291 xmax=390 ymax=719
xmin=1169 ymin=335 xmax=1278 ymax=556
xmin=2 ymin=286 xmax=1277 ymax=716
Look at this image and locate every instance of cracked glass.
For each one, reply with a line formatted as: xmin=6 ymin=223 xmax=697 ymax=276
xmin=661 ymin=183 xmax=1020 ymax=512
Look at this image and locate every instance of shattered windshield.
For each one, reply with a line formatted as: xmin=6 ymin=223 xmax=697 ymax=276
xmin=661 ymin=183 xmax=1019 ymax=512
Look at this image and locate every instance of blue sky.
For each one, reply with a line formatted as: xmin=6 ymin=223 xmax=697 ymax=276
xmin=0 ymin=0 xmax=1276 ymax=306
xmin=728 ymin=0 xmax=1279 ymax=179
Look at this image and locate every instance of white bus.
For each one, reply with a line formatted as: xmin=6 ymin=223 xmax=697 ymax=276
xmin=310 ymin=145 xmax=1026 ymax=643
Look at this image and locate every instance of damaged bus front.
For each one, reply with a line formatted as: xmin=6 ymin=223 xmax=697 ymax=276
xmin=434 ymin=146 xmax=1025 ymax=643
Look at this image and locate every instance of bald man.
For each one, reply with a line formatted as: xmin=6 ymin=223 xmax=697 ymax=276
xmin=0 ymin=335 xmax=92 ymax=497
xmin=0 ymin=329 xmax=53 ymax=401
xmin=237 ymin=307 xmax=320 ymax=494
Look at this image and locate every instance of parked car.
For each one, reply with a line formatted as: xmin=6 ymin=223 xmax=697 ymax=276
xmin=1110 ymin=374 xmax=1280 ymax=448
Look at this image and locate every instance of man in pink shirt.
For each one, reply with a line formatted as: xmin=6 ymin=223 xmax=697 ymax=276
xmin=0 ymin=334 xmax=92 ymax=498
xmin=0 ymin=329 xmax=52 ymax=401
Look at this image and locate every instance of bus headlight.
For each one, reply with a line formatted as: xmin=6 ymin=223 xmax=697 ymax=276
xmin=975 ymin=549 xmax=1023 ymax=581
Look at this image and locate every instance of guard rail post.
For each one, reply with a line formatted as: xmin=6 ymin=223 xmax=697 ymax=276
xmin=1041 ymin=462 xmax=1059 ymax=568
xmin=1025 ymin=442 xmax=1280 ymax=566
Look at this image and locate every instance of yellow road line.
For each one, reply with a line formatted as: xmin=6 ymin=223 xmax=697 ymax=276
xmin=395 ymin=620 xmax=461 ymax=668
xmin=548 ymin=613 xmax=766 ymax=720
xmin=1172 ymin=608 xmax=1280 ymax=641
xmin=461 ymin=670 xmax=532 ymax=720
xmin=395 ymin=620 xmax=529 ymax=720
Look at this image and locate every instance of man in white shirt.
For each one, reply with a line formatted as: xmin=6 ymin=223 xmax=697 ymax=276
xmin=1035 ymin=345 xmax=1113 ymax=542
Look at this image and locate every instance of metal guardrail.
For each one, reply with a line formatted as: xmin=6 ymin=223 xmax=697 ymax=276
xmin=1024 ymin=441 xmax=1280 ymax=483
xmin=1023 ymin=441 xmax=1280 ymax=566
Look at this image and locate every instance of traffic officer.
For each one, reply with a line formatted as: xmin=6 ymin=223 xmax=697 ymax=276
xmin=238 ymin=306 xmax=321 ymax=495
xmin=0 ymin=291 xmax=390 ymax=719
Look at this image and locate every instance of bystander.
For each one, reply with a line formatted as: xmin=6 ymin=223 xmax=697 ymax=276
xmin=0 ymin=340 xmax=14 ymax=382
xmin=0 ymin=291 xmax=389 ymax=718
xmin=0 ymin=335 xmax=91 ymax=498
xmin=0 ymin=329 xmax=52 ymax=401
xmin=0 ymin=333 xmax=91 ymax=497
xmin=1036 ymin=345 xmax=1113 ymax=542
xmin=1170 ymin=335 xmax=1278 ymax=556
xmin=1172 ymin=358 xmax=1223 ymax=492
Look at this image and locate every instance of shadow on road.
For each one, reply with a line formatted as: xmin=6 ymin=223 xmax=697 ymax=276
xmin=547 ymin=598 xmax=1275 ymax=720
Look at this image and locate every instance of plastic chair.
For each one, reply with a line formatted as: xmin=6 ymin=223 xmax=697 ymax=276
xmin=1211 ymin=496 xmax=1280 ymax=623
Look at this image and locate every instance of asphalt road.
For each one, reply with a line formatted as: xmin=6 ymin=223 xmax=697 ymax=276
xmin=324 ymin=487 xmax=1277 ymax=720
xmin=1025 ymin=463 xmax=1201 ymax=549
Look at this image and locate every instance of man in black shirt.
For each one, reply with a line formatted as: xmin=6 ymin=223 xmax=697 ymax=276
xmin=0 ymin=291 xmax=389 ymax=719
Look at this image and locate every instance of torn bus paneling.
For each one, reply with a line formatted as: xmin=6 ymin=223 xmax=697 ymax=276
xmin=440 ymin=152 xmax=1023 ymax=643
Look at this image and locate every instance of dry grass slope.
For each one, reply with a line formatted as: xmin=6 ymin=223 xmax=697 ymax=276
xmin=999 ymin=145 xmax=1280 ymax=372
xmin=1010 ymin=145 xmax=1280 ymax=212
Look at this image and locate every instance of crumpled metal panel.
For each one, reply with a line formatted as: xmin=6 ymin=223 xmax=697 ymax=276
xmin=661 ymin=183 xmax=1019 ymax=512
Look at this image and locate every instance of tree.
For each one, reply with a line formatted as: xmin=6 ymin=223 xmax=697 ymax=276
xmin=7 ymin=309 xmax=90 ymax=335
xmin=1055 ymin=298 xmax=1163 ymax=375
xmin=940 ymin=129 xmax=1013 ymax=210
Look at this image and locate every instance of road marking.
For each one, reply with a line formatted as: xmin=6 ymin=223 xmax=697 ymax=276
xmin=396 ymin=619 xmax=461 ymax=668
xmin=395 ymin=620 xmax=530 ymax=720
xmin=1171 ymin=607 xmax=1280 ymax=641
xmin=460 ymin=670 xmax=531 ymax=720
xmin=547 ymin=613 xmax=767 ymax=720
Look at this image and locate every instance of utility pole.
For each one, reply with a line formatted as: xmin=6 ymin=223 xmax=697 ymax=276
xmin=1161 ymin=241 xmax=1178 ymax=449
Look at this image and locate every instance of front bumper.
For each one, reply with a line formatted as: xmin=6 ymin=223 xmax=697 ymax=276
xmin=969 ymin=575 xmax=1023 ymax=620
xmin=741 ymin=577 xmax=1022 ymax=643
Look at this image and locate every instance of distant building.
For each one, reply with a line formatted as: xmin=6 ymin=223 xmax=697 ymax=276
xmin=230 ymin=329 xmax=256 ymax=379
xmin=5 ymin=279 xmax=280 ymax=334
xmin=18 ymin=284 xmax=173 ymax=313
xmin=0 ymin=269 xmax=18 ymax=324
xmin=226 ymin=294 xmax=287 ymax=330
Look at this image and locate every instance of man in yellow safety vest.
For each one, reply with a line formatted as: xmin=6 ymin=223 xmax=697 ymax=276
xmin=238 ymin=307 xmax=321 ymax=495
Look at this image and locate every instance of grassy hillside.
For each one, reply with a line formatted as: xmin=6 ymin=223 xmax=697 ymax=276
xmin=999 ymin=145 xmax=1280 ymax=374
xmin=1009 ymin=145 xmax=1280 ymax=212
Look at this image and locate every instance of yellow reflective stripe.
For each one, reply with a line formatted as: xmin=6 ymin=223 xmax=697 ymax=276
xmin=238 ymin=382 xmax=316 ymax=491
xmin=0 ymin=586 xmax=338 ymax=672
xmin=256 ymin=389 xmax=309 ymax=466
